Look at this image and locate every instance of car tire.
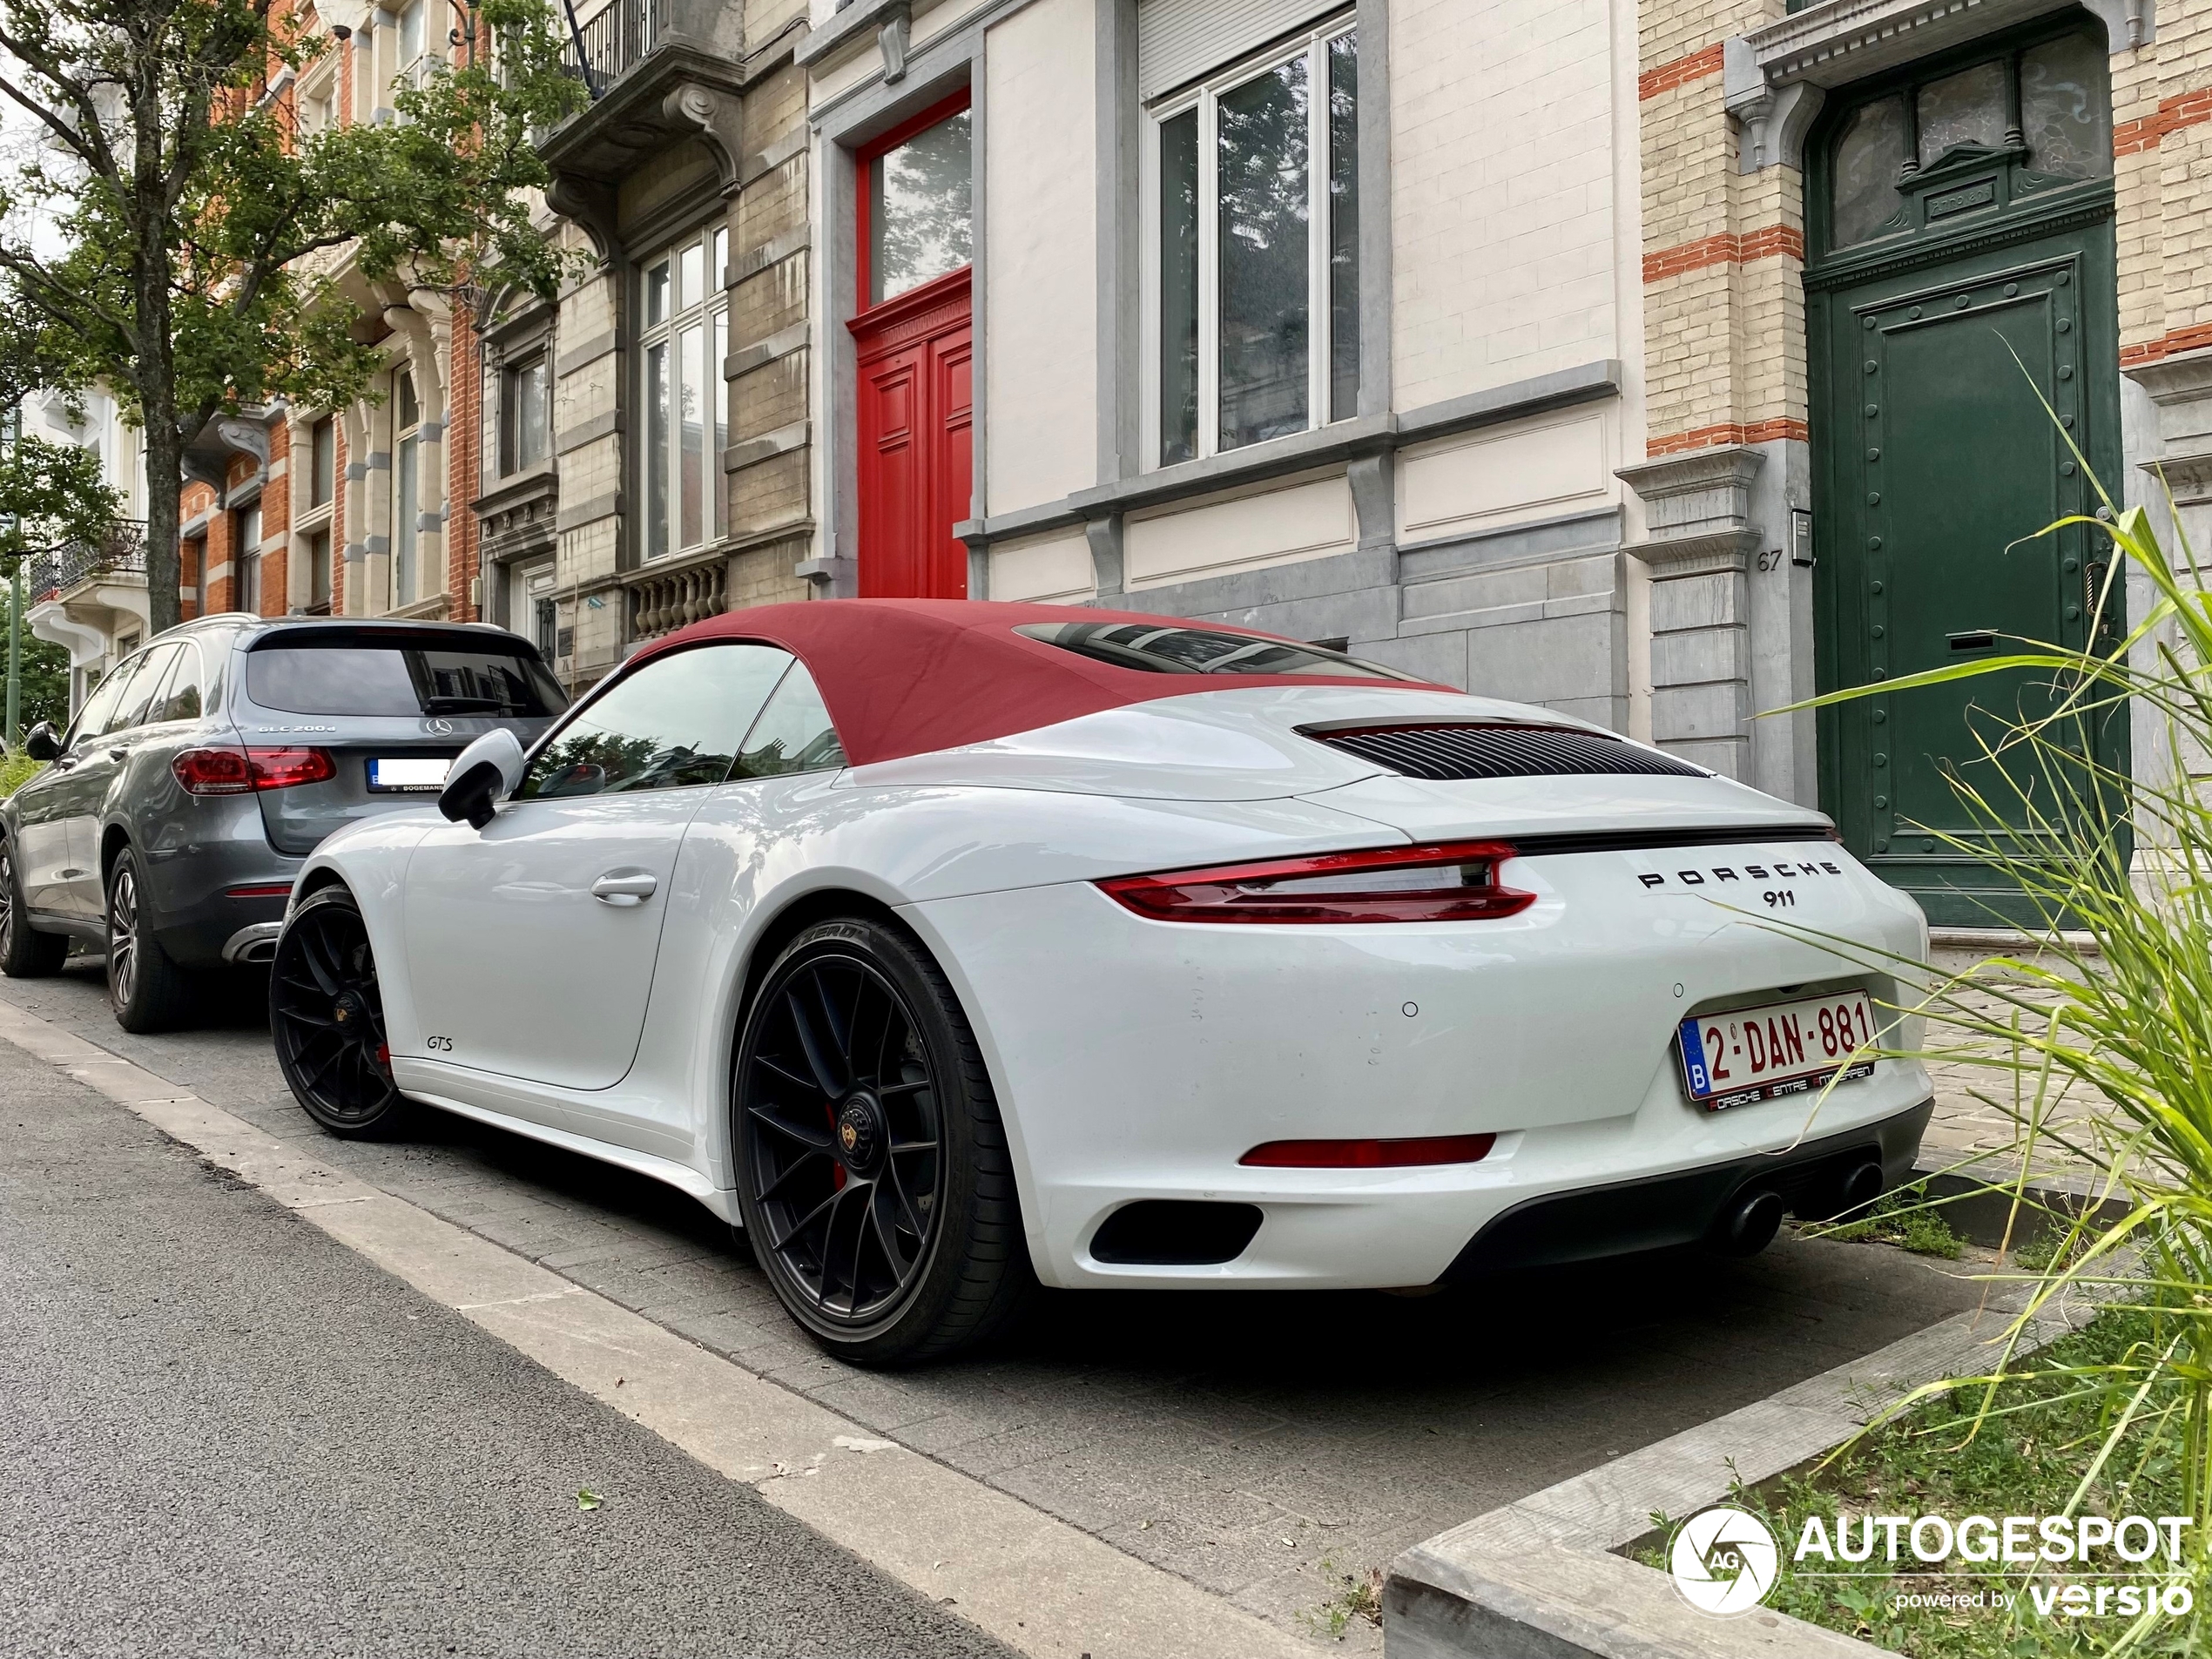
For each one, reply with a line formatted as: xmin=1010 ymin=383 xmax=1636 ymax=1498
xmin=269 ymin=885 xmax=415 ymax=1139
xmin=0 ymin=838 xmax=67 ymax=978
xmin=105 ymin=846 xmax=195 ymax=1032
xmin=733 ymin=917 xmax=1032 ymax=1366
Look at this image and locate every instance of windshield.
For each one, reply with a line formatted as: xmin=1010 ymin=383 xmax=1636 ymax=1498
xmin=1014 ymin=621 xmax=1412 ymax=679
xmin=245 ymin=638 xmax=567 ymax=718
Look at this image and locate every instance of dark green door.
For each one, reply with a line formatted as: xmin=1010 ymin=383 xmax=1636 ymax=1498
xmin=1808 ymin=18 xmax=2126 ymax=926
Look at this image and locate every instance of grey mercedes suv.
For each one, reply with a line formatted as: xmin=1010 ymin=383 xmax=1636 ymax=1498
xmin=0 ymin=613 xmax=566 ymax=1030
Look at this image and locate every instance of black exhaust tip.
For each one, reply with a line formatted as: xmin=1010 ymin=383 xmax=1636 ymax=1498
xmin=1796 ymin=1157 xmax=1887 ymax=1223
xmin=1712 ymin=1189 xmax=1784 ymax=1257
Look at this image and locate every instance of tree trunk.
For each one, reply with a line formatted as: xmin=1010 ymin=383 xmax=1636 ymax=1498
xmin=142 ymin=418 xmax=183 ymax=636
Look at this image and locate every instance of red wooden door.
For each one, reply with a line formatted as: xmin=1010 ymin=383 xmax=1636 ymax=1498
xmin=852 ymin=267 xmax=972 ymax=598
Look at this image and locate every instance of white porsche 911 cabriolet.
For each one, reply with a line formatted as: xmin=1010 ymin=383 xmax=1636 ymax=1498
xmin=270 ymin=600 xmax=1932 ymax=1363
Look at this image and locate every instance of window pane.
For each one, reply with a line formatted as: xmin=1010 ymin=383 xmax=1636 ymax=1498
xmin=1158 ymin=108 xmax=1199 ymax=465
xmin=516 ymin=355 xmax=549 ymax=469
xmin=1328 ymin=32 xmax=1359 ymax=423
xmin=678 ymin=239 xmax=703 ymax=314
xmin=156 ymin=642 xmax=205 ymax=723
xmin=1217 ymin=55 xmax=1310 ymax=452
xmin=1831 ymin=95 xmax=1908 ymax=247
xmin=519 ymin=644 xmax=795 ymax=798
xmin=733 ymin=662 xmax=846 ymax=779
xmin=2021 ymin=34 xmax=2112 ymax=180
xmin=395 ymin=436 xmax=417 ymax=605
xmin=871 ymin=109 xmax=973 ymax=304
xmin=396 ymin=371 xmax=419 ymax=431
xmin=711 ymin=226 xmax=728 ymax=288
xmin=68 ymin=660 xmax=132 ymax=745
xmin=1917 ymin=59 xmax=2006 ymax=164
xmin=308 ymin=529 xmax=331 ymax=611
xmin=711 ymin=309 xmax=728 ymax=537
xmin=644 ymin=341 xmax=670 ymax=560
xmin=680 ymin=322 xmax=705 ymax=549
xmin=645 ymin=260 xmax=671 ymax=328
xmin=311 ymin=418 xmax=334 ymax=506
xmin=115 ymin=644 xmax=181 ymax=729
xmin=1015 ymin=620 xmax=1408 ymax=679
xmin=246 ymin=641 xmax=565 ymax=718
xmin=400 ymin=0 xmax=422 ymax=62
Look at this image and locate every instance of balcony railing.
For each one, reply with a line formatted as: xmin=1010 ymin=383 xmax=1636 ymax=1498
xmin=25 ymin=521 xmax=149 ymax=604
xmin=564 ymin=0 xmax=667 ymax=99
xmin=625 ymin=555 xmax=725 ymax=643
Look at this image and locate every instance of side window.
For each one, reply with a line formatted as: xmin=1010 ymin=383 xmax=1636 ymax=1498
xmin=733 ymin=662 xmax=846 ymax=779
xmin=516 ymin=644 xmax=794 ymax=799
xmin=111 ymin=644 xmax=182 ymax=733
xmin=154 ymin=641 xmax=206 ymax=724
xmin=64 ymin=664 xmax=133 ymax=749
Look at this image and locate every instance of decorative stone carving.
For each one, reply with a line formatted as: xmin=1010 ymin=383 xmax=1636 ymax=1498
xmin=1726 ymin=0 xmax=2151 ymax=175
xmin=663 ymin=79 xmax=748 ymax=198
xmin=544 ymin=171 xmax=621 ymax=262
xmin=879 ymin=4 xmax=911 ymax=84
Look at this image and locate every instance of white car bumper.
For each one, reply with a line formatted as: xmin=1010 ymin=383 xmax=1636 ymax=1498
xmin=906 ymin=838 xmax=1934 ymax=1290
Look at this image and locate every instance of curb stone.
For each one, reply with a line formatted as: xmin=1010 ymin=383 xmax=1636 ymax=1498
xmin=1385 ymin=1270 xmax=2098 ymax=1657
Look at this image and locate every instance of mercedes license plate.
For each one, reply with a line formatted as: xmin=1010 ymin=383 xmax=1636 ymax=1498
xmin=367 ymin=757 xmax=451 ymax=793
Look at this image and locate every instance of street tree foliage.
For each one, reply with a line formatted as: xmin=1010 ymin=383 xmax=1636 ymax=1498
xmin=0 ymin=0 xmax=585 ymax=632
xmin=0 ymin=431 xmax=122 ymax=560
xmin=1 ymin=585 xmax=69 ymax=732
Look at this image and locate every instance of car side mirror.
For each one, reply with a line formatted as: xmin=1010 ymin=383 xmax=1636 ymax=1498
xmin=22 ymin=722 xmax=60 ymax=763
xmin=438 ymin=728 xmax=527 ymax=831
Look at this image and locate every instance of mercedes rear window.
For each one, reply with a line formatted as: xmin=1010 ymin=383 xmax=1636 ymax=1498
xmin=245 ymin=637 xmax=567 ymax=718
xmin=1014 ymin=621 xmax=1412 ymax=679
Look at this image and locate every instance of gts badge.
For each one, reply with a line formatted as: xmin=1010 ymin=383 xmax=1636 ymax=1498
xmin=425 ymin=1035 xmax=455 ymax=1052
xmin=1637 ymin=858 xmax=1846 ymax=890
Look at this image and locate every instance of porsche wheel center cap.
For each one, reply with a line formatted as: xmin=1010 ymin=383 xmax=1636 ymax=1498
xmin=332 ymin=992 xmax=365 ymax=1029
xmin=836 ymin=1096 xmax=883 ymax=1172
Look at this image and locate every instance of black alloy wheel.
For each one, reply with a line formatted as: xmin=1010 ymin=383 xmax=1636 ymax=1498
xmin=0 ymin=839 xmax=66 ymax=977
xmin=733 ymin=918 xmax=1029 ymax=1365
xmin=270 ymin=886 xmax=411 ymax=1138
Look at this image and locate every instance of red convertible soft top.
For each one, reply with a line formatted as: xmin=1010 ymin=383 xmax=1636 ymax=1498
xmin=626 ymin=598 xmax=1446 ymax=767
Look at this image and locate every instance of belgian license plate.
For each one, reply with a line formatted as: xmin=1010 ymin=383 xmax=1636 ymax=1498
xmin=1678 ymin=990 xmax=1878 ymax=1112
xmin=367 ymin=757 xmax=451 ymax=793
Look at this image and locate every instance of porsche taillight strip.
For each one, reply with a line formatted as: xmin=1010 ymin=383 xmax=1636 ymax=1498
xmin=1096 ymin=840 xmax=1534 ymax=925
xmin=1241 ymin=1135 xmax=1497 ymax=1168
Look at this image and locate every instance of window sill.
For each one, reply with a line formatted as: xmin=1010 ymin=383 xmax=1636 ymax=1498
xmin=956 ymin=359 xmax=1620 ymax=549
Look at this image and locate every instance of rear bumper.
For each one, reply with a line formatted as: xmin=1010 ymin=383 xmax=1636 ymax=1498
xmin=1440 ymin=1097 xmax=1932 ymax=1279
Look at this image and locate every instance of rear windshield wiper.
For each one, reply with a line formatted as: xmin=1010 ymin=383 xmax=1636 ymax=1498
xmin=421 ymin=695 xmax=507 ymax=714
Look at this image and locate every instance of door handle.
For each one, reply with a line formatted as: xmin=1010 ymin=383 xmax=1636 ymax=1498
xmin=590 ymin=870 xmax=658 ymax=907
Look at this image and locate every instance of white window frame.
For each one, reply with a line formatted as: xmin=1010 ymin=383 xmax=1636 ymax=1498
xmin=296 ymin=58 xmax=337 ymax=137
xmin=636 ymin=219 xmax=731 ymax=561
xmin=1142 ymin=13 xmax=1356 ymax=471
xmin=391 ymin=368 xmax=421 ymax=609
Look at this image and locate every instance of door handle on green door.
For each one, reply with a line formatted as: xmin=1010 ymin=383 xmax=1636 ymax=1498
xmin=590 ymin=870 xmax=657 ymax=907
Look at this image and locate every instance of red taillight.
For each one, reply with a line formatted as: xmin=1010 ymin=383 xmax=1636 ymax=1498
xmin=1240 ymin=1135 xmax=1497 ymax=1168
xmin=226 ymin=883 xmax=294 ymax=900
xmin=1096 ymin=841 xmax=1533 ymax=924
xmin=172 ymin=747 xmax=336 ymax=795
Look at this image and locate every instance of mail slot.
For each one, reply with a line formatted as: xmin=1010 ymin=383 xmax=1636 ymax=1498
xmin=1948 ymin=631 xmax=1996 ymax=651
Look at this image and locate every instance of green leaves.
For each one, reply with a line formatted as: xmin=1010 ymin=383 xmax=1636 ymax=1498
xmin=0 ymin=0 xmax=588 ymax=628
xmin=0 ymin=435 xmax=122 ymax=560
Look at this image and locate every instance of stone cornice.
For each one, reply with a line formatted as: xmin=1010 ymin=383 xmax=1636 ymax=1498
xmin=1724 ymin=0 xmax=2148 ymax=172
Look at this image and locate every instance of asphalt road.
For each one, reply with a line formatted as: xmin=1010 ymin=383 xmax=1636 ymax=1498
xmin=0 ymin=1031 xmax=1013 ymax=1659
xmin=0 ymin=960 xmax=1993 ymax=1639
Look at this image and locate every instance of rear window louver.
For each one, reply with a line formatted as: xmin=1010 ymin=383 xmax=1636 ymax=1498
xmin=1305 ymin=723 xmax=1710 ymax=782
